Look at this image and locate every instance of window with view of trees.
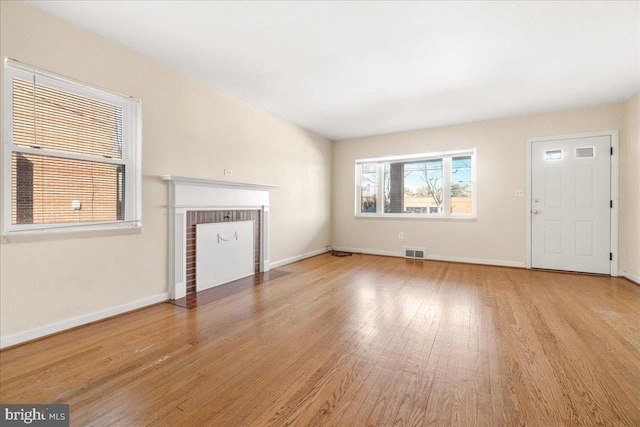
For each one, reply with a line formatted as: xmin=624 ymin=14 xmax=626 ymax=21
xmin=355 ymin=150 xmax=475 ymax=218
xmin=360 ymin=163 xmax=377 ymax=213
xmin=3 ymin=60 xmax=141 ymax=233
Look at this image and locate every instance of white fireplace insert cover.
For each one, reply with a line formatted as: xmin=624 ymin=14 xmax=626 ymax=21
xmin=196 ymin=220 xmax=255 ymax=292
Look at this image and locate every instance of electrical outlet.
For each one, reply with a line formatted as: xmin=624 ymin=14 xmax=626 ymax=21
xmin=515 ymin=189 xmax=524 ymax=197
xmin=398 ymin=232 xmax=404 ymax=239
xmin=224 ymin=169 xmax=233 ymax=176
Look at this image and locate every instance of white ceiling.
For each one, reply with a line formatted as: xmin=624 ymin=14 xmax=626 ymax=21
xmin=25 ymin=1 xmax=640 ymax=141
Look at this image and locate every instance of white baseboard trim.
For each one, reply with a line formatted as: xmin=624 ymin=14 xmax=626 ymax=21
xmin=0 ymin=292 xmax=170 ymax=349
xmin=424 ymin=254 xmax=526 ymax=268
xmin=332 ymin=247 xmax=403 ymax=258
xmin=619 ymin=271 xmax=640 ymax=285
xmin=331 ymin=246 xmax=526 ymax=268
xmin=270 ymin=248 xmax=328 ymax=269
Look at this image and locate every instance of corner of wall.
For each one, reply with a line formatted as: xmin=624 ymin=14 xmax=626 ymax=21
xmin=620 ymin=93 xmax=640 ymax=279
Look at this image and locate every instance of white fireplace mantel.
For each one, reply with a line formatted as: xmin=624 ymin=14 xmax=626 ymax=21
xmin=161 ymin=175 xmax=280 ymax=300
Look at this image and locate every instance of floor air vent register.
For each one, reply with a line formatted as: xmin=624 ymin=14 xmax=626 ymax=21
xmin=404 ymin=247 xmax=427 ymax=260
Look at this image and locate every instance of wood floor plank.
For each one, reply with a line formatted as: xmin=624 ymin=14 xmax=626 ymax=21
xmin=1 ymin=254 xmax=639 ymax=426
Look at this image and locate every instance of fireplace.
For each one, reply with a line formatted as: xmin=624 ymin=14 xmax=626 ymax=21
xmin=161 ymin=176 xmax=279 ymax=300
xmin=186 ymin=210 xmax=261 ymax=295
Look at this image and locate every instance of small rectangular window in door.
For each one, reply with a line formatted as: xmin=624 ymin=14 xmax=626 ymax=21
xmin=576 ymin=147 xmax=595 ymax=158
xmin=545 ymin=149 xmax=562 ymax=160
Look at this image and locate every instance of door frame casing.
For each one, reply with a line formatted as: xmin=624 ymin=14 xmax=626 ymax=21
xmin=525 ymin=130 xmax=619 ymax=275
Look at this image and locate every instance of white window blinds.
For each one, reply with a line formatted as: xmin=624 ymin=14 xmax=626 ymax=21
xmin=3 ymin=59 xmax=142 ymax=232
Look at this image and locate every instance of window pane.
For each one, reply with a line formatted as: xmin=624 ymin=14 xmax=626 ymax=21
xmin=360 ymin=163 xmax=377 ymax=186
xmin=383 ymin=164 xmax=390 ymax=213
xmin=451 ymin=156 xmax=472 ymax=214
xmin=545 ymin=149 xmax=562 ymax=161
xmin=12 ymin=78 xmax=123 ymax=159
xmin=11 ymin=152 xmax=125 ymax=225
xmin=360 ymin=186 xmax=377 ymax=213
xmin=360 ymin=163 xmax=378 ymax=213
xmin=401 ymin=160 xmax=443 ymax=214
xmin=383 ymin=163 xmax=408 ymax=213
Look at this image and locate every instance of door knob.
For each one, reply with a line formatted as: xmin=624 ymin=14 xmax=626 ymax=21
xmin=532 ymin=209 xmax=541 ymax=214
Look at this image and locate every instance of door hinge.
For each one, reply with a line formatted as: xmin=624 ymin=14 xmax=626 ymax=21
xmin=610 ymin=253 xmax=613 ymax=261
xmin=610 ymin=200 xmax=613 ymax=208
xmin=611 ymin=147 xmax=613 ymax=155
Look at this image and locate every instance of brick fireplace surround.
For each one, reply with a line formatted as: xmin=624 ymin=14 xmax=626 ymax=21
xmin=161 ymin=176 xmax=279 ymax=300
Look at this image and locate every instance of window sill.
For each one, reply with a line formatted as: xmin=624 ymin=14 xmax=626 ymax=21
xmin=1 ymin=225 xmax=142 ymax=244
xmin=355 ymin=214 xmax=476 ymax=221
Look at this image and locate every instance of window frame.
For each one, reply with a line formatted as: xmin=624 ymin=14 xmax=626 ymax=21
xmin=354 ymin=148 xmax=476 ymax=219
xmin=2 ymin=59 xmax=142 ymax=234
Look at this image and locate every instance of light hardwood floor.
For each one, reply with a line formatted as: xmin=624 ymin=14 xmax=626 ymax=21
xmin=1 ymin=254 xmax=639 ymax=426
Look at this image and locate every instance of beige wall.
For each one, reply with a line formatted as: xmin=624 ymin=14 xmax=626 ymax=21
xmin=332 ymin=103 xmax=629 ymax=265
xmin=0 ymin=2 xmax=332 ymax=339
xmin=621 ymin=93 xmax=640 ymax=280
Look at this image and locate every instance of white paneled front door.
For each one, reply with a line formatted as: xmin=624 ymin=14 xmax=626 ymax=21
xmin=531 ymin=135 xmax=611 ymax=274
